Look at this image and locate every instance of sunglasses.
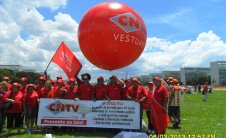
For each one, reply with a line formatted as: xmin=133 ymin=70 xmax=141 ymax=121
xmin=83 ymin=78 xmax=88 ymax=80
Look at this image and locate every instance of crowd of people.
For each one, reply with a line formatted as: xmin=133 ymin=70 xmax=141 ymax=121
xmin=0 ymin=66 xmax=211 ymax=136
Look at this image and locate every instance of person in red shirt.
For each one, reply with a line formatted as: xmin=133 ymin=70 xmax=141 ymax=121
xmin=35 ymin=76 xmax=46 ymax=96
xmin=121 ymin=79 xmax=131 ymax=100
xmin=126 ymin=78 xmax=146 ymax=131
xmin=19 ymin=77 xmax=28 ymax=129
xmin=0 ymin=81 xmax=9 ymax=133
xmin=20 ymin=77 xmax=28 ymax=94
xmin=23 ymin=84 xmax=40 ymax=134
xmin=54 ymin=79 xmax=67 ymax=99
xmin=94 ymin=76 xmax=106 ymax=100
xmin=77 ymin=74 xmax=95 ymax=101
xmin=105 ymin=75 xmax=124 ymax=101
xmin=3 ymin=83 xmax=23 ymax=136
xmin=44 ymin=71 xmax=67 ymax=88
xmin=39 ymin=80 xmax=54 ymax=133
xmin=150 ymin=77 xmax=170 ymax=134
xmin=0 ymin=77 xmax=12 ymax=91
xmin=203 ymin=82 xmax=209 ymax=101
xmin=143 ymin=82 xmax=155 ymax=134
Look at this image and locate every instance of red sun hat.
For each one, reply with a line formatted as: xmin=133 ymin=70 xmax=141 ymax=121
xmin=132 ymin=78 xmax=139 ymax=82
xmin=13 ymin=82 xmax=20 ymax=86
xmin=97 ymin=76 xmax=104 ymax=80
xmin=170 ymin=79 xmax=178 ymax=84
xmin=124 ymin=79 xmax=131 ymax=82
xmin=148 ymin=82 xmax=154 ymax=85
xmin=57 ymin=76 xmax=62 ymax=79
xmin=21 ymin=77 xmax=28 ymax=81
xmin=153 ymin=77 xmax=162 ymax=81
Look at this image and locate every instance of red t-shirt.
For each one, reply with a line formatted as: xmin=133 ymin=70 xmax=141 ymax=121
xmin=105 ymin=83 xmax=122 ymax=100
xmin=20 ymin=85 xmax=28 ymax=94
xmin=203 ymin=85 xmax=207 ymax=93
xmin=23 ymin=91 xmax=39 ymax=109
xmin=0 ymin=90 xmax=8 ymax=106
xmin=51 ymin=81 xmax=67 ymax=88
xmin=94 ymin=84 xmax=106 ymax=100
xmin=126 ymin=85 xmax=146 ymax=108
xmin=153 ymin=85 xmax=169 ymax=107
xmin=143 ymin=88 xmax=153 ymax=111
xmin=35 ymin=84 xmax=44 ymax=96
xmin=78 ymin=84 xmax=95 ymax=100
xmin=54 ymin=86 xmax=66 ymax=98
xmin=0 ymin=84 xmax=12 ymax=91
xmin=66 ymin=85 xmax=78 ymax=100
xmin=4 ymin=91 xmax=23 ymax=113
xmin=39 ymin=88 xmax=55 ymax=98
xmin=121 ymin=87 xmax=130 ymax=100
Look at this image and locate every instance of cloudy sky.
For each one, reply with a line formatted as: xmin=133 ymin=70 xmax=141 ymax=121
xmin=0 ymin=0 xmax=226 ymax=82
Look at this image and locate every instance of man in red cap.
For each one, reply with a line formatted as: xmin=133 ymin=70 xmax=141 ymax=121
xmin=126 ymin=78 xmax=146 ymax=132
xmin=203 ymin=82 xmax=209 ymax=101
xmin=35 ymin=77 xmax=46 ymax=96
xmin=44 ymin=71 xmax=67 ymax=87
xmin=168 ymin=79 xmax=180 ymax=127
xmin=105 ymin=75 xmax=124 ymax=101
xmin=121 ymin=79 xmax=131 ymax=100
xmin=54 ymin=79 xmax=68 ymax=99
xmin=150 ymin=77 xmax=170 ymax=134
xmin=20 ymin=77 xmax=28 ymax=94
xmin=0 ymin=77 xmax=12 ymax=91
xmin=94 ymin=77 xmax=106 ymax=100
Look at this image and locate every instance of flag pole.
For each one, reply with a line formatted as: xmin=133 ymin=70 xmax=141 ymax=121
xmin=44 ymin=41 xmax=64 ymax=72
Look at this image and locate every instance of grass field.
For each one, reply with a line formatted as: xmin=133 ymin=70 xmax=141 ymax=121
xmin=0 ymin=90 xmax=225 ymax=138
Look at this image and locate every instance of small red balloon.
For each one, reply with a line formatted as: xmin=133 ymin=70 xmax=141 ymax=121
xmin=78 ymin=2 xmax=147 ymax=71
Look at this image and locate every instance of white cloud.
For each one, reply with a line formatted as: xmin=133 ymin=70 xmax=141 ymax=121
xmin=0 ymin=1 xmax=226 ymax=83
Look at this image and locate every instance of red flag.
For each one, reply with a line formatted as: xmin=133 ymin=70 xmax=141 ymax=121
xmin=150 ymin=91 xmax=171 ymax=134
xmin=51 ymin=42 xmax=82 ymax=79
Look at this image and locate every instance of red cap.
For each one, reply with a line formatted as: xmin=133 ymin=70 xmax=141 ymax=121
xmin=21 ymin=77 xmax=28 ymax=81
xmin=148 ymin=82 xmax=154 ymax=85
xmin=167 ymin=77 xmax=174 ymax=82
xmin=39 ymin=76 xmax=46 ymax=81
xmin=97 ymin=76 xmax=104 ymax=80
xmin=109 ymin=75 xmax=115 ymax=79
xmin=57 ymin=79 xmax=64 ymax=83
xmin=153 ymin=77 xmax=162 ymax=81
xmin=132 ymin=78 xmax=139 ymax=82
xmin=205 ymin=82 xmax=208 ymax=84
xmin=3 ymin=77 xmax=9 ymax=80
xmin=124 ymin=79 xmax=131 ymax=82
xmin=13 ymin=83 xmax=20 ymax=86
xmin=27 ymin=84 xmax=34 ymax=87
xmin=69 ymin=78 xmax=76 ymax=82
xmin=57 ymin=76 xmax=62 ymax=79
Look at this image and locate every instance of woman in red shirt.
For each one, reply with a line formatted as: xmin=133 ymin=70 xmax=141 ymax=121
xmin=39 ymin=80 xmax=54 ymax=132
xmin=3 ymin=83 xmax=23 ymax=136
xmin=23 ymin=84 xmax=40 ymax=134
xmin=0 ymin=81 xmax=9 ymax=133
xmin=94 ymin=77 xmax=106 ymax=100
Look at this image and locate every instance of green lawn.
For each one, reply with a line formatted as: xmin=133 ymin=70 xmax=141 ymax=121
xmin=1 ymin=90 xmax=225 ymax=138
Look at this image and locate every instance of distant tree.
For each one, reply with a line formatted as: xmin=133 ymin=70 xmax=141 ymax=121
xmin=0 ymin=68 xmax=20 ymax=84
xmin=141 ymin=81 xmax=149 ymax=86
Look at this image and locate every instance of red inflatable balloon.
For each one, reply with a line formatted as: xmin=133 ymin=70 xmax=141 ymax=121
xmin=78 ymin=2 xmax=147 ymax=71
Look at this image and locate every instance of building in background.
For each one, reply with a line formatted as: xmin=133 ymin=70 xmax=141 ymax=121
xmin=180 ymin=67 xmax=210 ymax=85
xmin=0 ymin=65 xmax=23 ymax=74
xmin=149 ymin=73 xmax=162 ymax=81
xmin=140 ymin=75 xmax=150 ymax=82
xmin=23 ymin=69 xmax=36 ymax=73
xmin=162 ymin=71 xmax=180 ymax=80
xmin=36 ymin=71 xmax=51 ymax=78
xmin=210 ymin=61 xmax=226 ymax=85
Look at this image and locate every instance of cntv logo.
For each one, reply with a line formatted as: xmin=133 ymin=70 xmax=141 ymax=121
xmin=46 ymin=101 xmax=80 ymax=115
xmin=110 ymin=13 xmax=141 ymax=33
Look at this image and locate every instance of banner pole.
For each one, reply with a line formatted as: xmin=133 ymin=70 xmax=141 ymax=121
xmin=44 ymin=41 xmax=64 ymax=73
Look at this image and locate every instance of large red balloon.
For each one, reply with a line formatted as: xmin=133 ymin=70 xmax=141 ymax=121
xmin=78 ymin=2 xmax=147 ymax=71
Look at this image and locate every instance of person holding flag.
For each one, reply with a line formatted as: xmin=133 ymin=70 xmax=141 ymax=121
xmin=143 ymin=82 xmax=155 ymax=134
xmin=126 ymin=78 xmax=146 ymax=132
xmin=150 ymin=77 xmax=170 ymax=134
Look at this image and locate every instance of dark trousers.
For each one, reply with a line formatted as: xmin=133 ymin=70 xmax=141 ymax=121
xmin=6 ymin=112 xmax=22 ymax=129
xmin=0 ymin=109 xmax=6 ymax=131
xmin=146 ymin=110 xmax=154 ymax=130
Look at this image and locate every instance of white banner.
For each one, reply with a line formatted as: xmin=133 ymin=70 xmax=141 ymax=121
xmin=37 ymin=99 xmax=140 ymax=129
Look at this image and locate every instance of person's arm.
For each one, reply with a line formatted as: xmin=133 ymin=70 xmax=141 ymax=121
xmin=3 ymin=92 xmax=15 ymax=104
xmin=92 ymin=95 xmax=96 ymax=102
xmin=163 ymin=97 xmax=168 ymax=113
xmin=126 ymin=89 xmax=137 ymax=101
xmin=114 ymin=75 xmax=124 ymax=87
xmin=23 ymin=101 xmax=27 ymax=115
xmin=44 ymin=71 xmax=48 ymax=80
xmin=60 ymin=88 xmax=68 ymax=94
xmin=139 ymin=87 xmax=147 ymax=103
xmin=4 ymin=99 xmax=15 ymax=104
xmin=104 ymin=93 xmax=111 ymax=101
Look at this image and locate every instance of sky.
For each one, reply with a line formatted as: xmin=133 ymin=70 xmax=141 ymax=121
xmin=0 ymin=0 xmax=226 ymax=82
